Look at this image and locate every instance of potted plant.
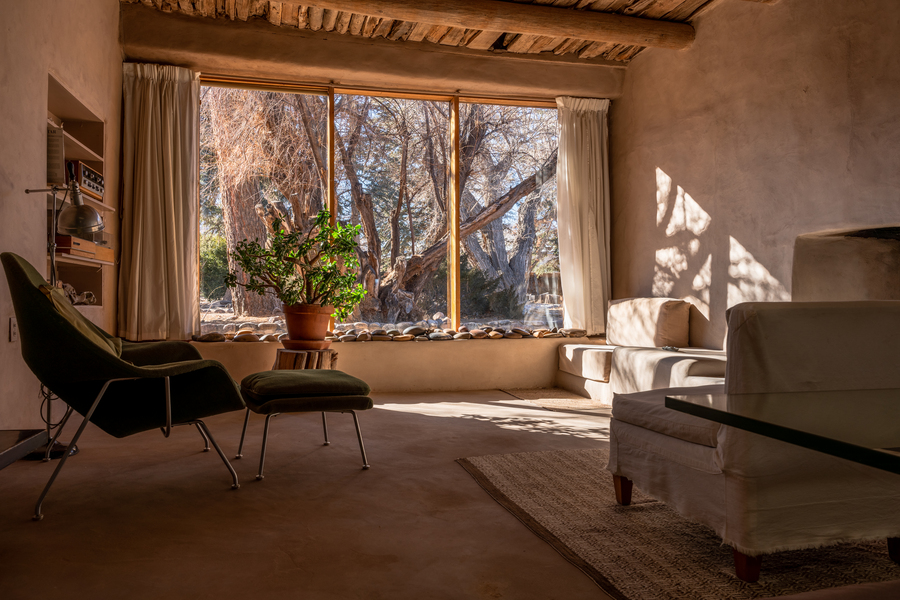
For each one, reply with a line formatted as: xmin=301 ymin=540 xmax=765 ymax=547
xmin=224 ymin=209 xmax=366 ymax=349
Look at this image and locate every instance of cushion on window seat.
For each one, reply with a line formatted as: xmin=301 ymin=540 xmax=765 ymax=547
xmin=558 ymin=344 xmax=614 ymax=382
xmin=612 ymin=384 xmax=725 ymax=447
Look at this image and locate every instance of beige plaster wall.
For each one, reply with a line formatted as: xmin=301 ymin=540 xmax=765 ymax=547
xmin=0 ymin=0 xmax=122 ymax=427
xmin=609 ymin=0 xmax=900 ymax=349
xmin=193 ymin=337 xmax=601 ymax=392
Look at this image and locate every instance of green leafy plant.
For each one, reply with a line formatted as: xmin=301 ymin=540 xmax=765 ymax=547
xmin=200 ymin=234 xmax=229 ymax=301
xmin=224 ymin=210 xmax=366 ymax=320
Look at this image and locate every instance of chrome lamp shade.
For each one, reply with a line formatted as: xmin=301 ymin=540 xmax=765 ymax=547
xmin=58 ymin=183 xmax=104 ymax=236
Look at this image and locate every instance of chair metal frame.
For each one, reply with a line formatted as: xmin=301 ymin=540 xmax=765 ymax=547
xmin=235 ymin=409 xmax=369 ymax=480
xmin=33 ymin=375 xmax=240 ymax=521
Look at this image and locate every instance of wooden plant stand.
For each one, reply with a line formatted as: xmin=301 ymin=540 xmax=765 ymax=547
xmin=272 ymin=348 xmax=338 ymax=371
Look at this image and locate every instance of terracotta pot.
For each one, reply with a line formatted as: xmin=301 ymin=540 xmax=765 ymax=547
xmin=282 ymin=304 xmax=333 ymax=350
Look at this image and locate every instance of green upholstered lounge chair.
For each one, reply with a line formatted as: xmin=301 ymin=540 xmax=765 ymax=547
xmin=1 ymin=252 xmax=246 ymax=520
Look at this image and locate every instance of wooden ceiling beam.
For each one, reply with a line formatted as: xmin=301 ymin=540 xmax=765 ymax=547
xmin=300 ymin=0 xmax=695 ymax=50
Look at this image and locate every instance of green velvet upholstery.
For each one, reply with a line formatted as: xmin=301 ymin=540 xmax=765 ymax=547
xmin=1 ymin=252 xmax=245 ymax=438
xmin=241 ymin=370 xmax=373 ymax=415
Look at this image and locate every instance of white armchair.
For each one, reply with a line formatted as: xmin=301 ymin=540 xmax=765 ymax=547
xmin=607 ymin=301 xmax=900 ymax=581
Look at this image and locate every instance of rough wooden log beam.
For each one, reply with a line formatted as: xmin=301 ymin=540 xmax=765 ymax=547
xmin=300 ymin=0 xmax=695 ymax=50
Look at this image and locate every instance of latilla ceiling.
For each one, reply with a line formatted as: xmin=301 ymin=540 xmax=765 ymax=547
xmin=119 ymin=0 xmax=724 ymax=63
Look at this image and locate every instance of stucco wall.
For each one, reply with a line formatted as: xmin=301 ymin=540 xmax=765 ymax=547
xmin=609 ymin=0 xmax=900 ymax=349
xmin=0 ymin=0 xmax=122 ymax=427
xmin=193 ymin=336 xmax=601 ymax=392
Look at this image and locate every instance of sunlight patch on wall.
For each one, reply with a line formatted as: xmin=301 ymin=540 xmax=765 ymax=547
xmin=653 ymin=246 xmax=688 ymax=295
xmin=727 ymin=236 xmax=790 ymax=305
xmin=654 ymin=168 xmax=712 ymax=306
xmin=686 ymin=253 xmax=712 ymax=315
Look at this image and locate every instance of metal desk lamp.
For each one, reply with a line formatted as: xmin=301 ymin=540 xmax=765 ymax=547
xmin=24 ymin=162 xmax=105 ymax=459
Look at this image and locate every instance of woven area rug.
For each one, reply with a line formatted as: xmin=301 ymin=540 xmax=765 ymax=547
xmin=501 ymin=388 xmax=611 ymax=414
xmin=457 ymin=448 xmax=900 ymax=600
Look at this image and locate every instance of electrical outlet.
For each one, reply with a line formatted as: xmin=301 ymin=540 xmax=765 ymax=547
xmin=9 ymin=317 xmax=18 ymax=343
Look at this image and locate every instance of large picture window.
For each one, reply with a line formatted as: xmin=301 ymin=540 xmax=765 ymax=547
xmin=199 ymin=83 xmax=561 ymax=337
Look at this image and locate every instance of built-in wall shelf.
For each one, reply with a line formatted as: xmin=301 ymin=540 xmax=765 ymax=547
xmin=62 ymin=130 xmax=102 ymax=164
xmin=54 ymin=254 xmax=113 ymax=268
xmin=46 ymin=73 xmax=114 ymax=318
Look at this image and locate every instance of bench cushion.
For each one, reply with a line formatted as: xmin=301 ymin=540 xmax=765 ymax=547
xmin=558 ymin=344 xmax=615 ymax=382
xmin=606 ymin=297 xmax=690 ymax=347
xmin=612 ymin=385 xmax=725 ymax=448
xmin=241 ymin=370 xmax=372 ymax=414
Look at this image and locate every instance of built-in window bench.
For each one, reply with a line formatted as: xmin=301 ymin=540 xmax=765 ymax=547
xmin=192 ymin=336 xmax=605 ymax=393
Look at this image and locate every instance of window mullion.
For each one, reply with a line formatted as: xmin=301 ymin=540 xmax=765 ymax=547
xmin=449 ymin=97 xmax=461 ymax=330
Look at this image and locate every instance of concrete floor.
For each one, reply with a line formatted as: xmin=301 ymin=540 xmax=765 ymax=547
xmin=0 ymin=391 xmax=613 ymax=600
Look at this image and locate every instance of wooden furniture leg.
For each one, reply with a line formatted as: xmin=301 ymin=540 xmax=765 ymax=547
xmin=889 ymin=538 xmax=900 ymax=563
xmin=733 ymin=549 xmax=762 ymax=583
xmin=613 ymin=474 xmax=633 ymax=506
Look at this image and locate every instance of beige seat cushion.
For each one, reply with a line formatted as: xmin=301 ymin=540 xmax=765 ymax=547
xmin=558 ymin=344 xmax=614 ymax=382
xmin=606 ymin=297 xmax=690 ymax=347
xmin=612 ymin=384 xmax=725 ymax=447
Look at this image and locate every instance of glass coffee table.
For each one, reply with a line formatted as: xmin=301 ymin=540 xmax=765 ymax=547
xmin=665 ymin=390 xmax=900 ymax=475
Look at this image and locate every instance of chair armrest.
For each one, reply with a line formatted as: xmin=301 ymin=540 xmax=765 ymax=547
xmin=121 ymin=341 xmax=203 ymax=366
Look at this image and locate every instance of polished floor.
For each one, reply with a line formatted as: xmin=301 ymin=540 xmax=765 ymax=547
xmin=0 ymin=391 xmax=613 ymax=600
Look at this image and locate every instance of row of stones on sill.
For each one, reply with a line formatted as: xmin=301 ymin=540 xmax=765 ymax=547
xmin=329 ymin=325 xmax=587 ymax=342
xmin=192 ymin=325 xmax=588 ymax=343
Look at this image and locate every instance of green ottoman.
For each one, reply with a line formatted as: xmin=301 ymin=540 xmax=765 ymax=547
xmin=236 ymin=370 xmax=373 ymax=479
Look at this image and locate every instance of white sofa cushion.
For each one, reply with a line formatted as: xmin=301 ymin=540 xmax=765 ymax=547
xmin=558 ymin=344 xmax=614 ymax=382
xmin=726 ymin=301 xmax=900 ymax=395
xmin=612 ymin=385 xmax=724 ymax=448
xmin=606 ymin=297 xmax=690 ymax=347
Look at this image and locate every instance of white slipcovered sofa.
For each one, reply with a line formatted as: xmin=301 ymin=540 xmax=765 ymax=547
xmin=607 ymin=301 xmax=900 ymax=581
xmin=557 ymin=297 xmax=726 ymax=404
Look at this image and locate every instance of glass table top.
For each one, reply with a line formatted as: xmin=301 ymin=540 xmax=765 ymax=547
xmin=665 ymin=390 xmax=900 ymax=475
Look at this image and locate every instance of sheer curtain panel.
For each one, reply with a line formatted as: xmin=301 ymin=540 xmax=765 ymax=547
xmin=119 ymin=64 xmax=200 ymax=340
xmin=555 ymin=97 xmax=611 ymax=336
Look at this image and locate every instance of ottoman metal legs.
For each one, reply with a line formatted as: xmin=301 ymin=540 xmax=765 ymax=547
xmin=235 ymin=409 xmax=370 ymax=480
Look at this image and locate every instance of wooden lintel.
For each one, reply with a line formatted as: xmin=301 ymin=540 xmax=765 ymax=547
xmin=300 ymin=0 xmax=695 ymax=50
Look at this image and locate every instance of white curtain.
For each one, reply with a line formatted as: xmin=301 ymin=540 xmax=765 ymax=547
xmin=555 ymin=97 xmax=611 ymax=336
xmin=119 ymin=64 xmax=200 ymax=341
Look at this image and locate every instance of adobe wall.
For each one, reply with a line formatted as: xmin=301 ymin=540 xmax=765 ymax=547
xmin=0 ymin=0 xmax=122 ymax=427
xmin=609 ymin=0 xmax=900 ymax=348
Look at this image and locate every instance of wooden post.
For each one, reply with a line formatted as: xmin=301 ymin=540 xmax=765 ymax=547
xmin=448 ymin=96 xmax=461 ymax=330
xmin=327 ymin=87 xmax=337 ymax=331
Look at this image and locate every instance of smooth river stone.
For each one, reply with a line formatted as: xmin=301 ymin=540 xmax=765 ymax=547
xmin=542 ymin=332 xmax=563 ymax=338
xmin=488 ymin=331 xmax=504 ymax=339
xmin=403 ymin=326 xmax=428 ymax=336
xmin=370 ymin=329 xmax=387 ymax=336
xmin=356 ymin=332 xmax=372 ymax=341
xmin=482 ymin=326 xmax=493 ymax=333
xmin=503 ymin=331 xmax=523 ymax=339
xmin=511 ymin=327 xmax=531 ymax=336
xmin=193 ymin=332 xmax=225 ymax=342
xmin=429 ymin=332 xmax=452 ymax=340
xmin=562 ymin=328 xmax=587 ymax=337
xmin=260 ymin=334 xmax=281 ymax=342
xmin=371 ymin=334 xmax=392 ymax=341
xmin=457 ymin=325 xmax=469 ymax=333
xmin=442 ymin=329 xmax=457 ymax=336
xmin=453 ymin=332 xmax=472 ymax=339
xmin=233 ymin=333 xmax=260 ymax=342
xmin=414 ymin=335 xmax=430 ymax=341
xmin=339 ymin=334 xmax=358 ymax=342
xmin=470 ymin=329 xmax=488 ymax=338
xmin=392 ymin=334 xmax=414 ymax=341
xmin=386 ymin=329 xmax=402 ymax=336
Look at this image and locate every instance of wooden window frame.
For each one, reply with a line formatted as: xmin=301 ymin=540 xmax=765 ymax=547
xmin=199 ymin=75 xmax=557 ymax=330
